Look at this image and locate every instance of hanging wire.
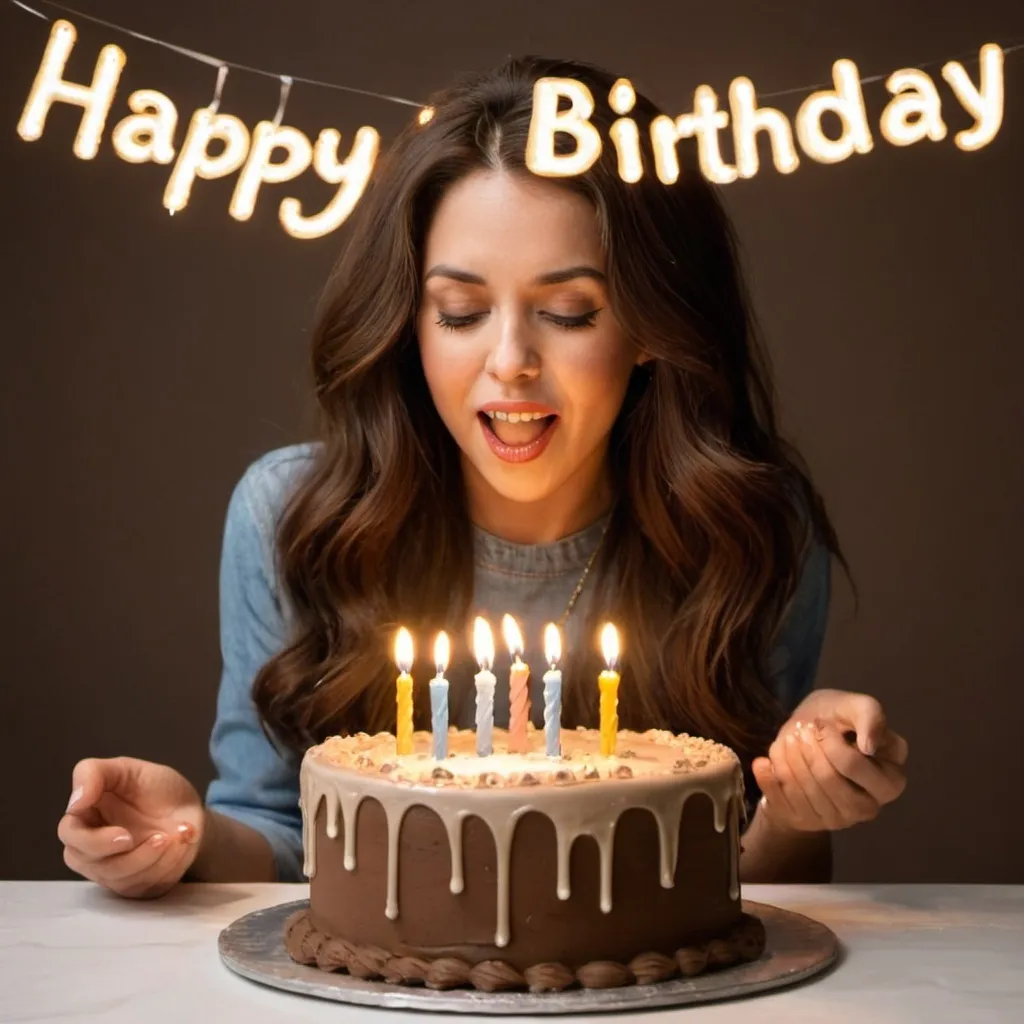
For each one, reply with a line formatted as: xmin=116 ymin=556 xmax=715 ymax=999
xmin=8 ymin=0 xmax=427 ymax=108
xmin=7 ymin=0 xmax=1023 ymax=112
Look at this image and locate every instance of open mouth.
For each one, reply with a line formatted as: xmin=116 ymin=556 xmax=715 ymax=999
xmin=477 ymin=409 xmax=559 ymax=464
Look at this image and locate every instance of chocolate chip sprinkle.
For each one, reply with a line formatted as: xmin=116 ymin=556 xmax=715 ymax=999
xmin=431 ymin=766 xmax=454 ymax=781
xmin=519 ymin=773 xmax=540 ymax=786
xmin=613 ymin=764 xmax=634 ymax=779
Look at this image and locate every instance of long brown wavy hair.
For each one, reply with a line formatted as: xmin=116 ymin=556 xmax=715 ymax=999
xmin=253 ymin=55 xmax=845 ymax=776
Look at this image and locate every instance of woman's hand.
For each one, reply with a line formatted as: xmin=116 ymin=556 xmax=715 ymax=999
xmin=751 ymin=689 xmax=908 ymax=833
xmin=57 ymin=756 xmax=204 ymax=898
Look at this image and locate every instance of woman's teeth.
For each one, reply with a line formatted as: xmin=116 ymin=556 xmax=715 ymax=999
xmin=480 ymin=409 xmax=555 ymax=449
xmin=484 ymin=410 xmax=548 ymax=423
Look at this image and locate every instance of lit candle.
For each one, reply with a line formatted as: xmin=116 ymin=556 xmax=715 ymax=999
xmin=473 ymin=616 xmax=496 ymax=757
xmin=543 ymin=622 xmax=563 ymax=758
xmin=394 ymin=627 xmax=414 ymax=756
xmin=430 ymin=631 xmax=451 ymax=761
xmin=503 ymin=614 xmax=531 ymax=754
xmin=599 ymin=623 xmax=620 ymax=757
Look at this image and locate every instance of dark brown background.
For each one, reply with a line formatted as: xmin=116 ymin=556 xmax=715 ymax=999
xmin=1 ymin=0 xmax=1021 ymax=883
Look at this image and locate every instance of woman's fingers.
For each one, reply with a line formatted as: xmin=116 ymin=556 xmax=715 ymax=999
xmin=815 ymin=721 xmax=907 ymax=805
xmin=66 ymin=757 xmax=134 ymax=817
xmin=751 ymin=757 xmax=794 ymax=819
xmin=62 ymin=830 xmax=183 ymax=897
xmin=57 ymin=813 xmax=138 ymax=860
xmin=767 ymin=733 xmax=820 ymax=825
xmin=797 ymin=726 xmax=880 ymax=826
xmin=875 ymin=729 xmax=909 ymax=767
xmin=785 ymin=727 xmax=843 ymax=828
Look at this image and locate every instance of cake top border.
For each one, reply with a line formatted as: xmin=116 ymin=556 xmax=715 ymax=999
xmin=305 ymin=725 xmax=739 ymax=790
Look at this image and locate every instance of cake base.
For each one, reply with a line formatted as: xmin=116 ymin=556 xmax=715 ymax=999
xmin=219 ymin=899 xmax=839 ymax=1014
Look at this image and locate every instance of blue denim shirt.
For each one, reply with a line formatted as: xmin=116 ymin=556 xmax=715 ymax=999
xmin=205 ymin=445 xmax=830 ymax=881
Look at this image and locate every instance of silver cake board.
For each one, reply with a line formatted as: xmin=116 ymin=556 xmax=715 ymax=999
xmin=218 ymin=899 xmax=838 ymax=1015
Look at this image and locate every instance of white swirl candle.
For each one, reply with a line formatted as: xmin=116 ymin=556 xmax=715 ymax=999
xmin=429 ymin=631 xmax=451 ymax=761
xmin=543 ymin=622 xmax=563 ymax=757
xmin=473 ymin=616 xmax=496 ymax=757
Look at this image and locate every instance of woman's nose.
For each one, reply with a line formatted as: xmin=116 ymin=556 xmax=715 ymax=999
xmin=485 ymin=311 xmax=541 ymax=383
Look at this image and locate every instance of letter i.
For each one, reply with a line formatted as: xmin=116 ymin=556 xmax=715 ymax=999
xmin=608 ymin=78 xmax=643 ymax=182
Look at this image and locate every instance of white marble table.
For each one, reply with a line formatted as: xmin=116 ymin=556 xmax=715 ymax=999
xmin=0 ymin=882 xmax=1021 ymax=1022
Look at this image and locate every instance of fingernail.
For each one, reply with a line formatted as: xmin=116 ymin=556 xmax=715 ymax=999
xmin=65 ymin=787 xmax=83 ymax=813
xmin=149 ymin=833 xmax=167 ymax=848
xmin=111 ymin=834 xmax=132 ymax=846
xmin=175 ymin=823 xmax=199 ymax=846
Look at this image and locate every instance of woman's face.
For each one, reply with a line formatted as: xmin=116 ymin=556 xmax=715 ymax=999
xmin=417 ymin=169 xmax=642 ymax=518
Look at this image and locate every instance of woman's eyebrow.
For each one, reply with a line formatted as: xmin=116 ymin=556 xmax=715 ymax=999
xmin=423 ymin=264 xmax=606 ymax=286
xmin=534 ymin=265 xmax=606 ymax=286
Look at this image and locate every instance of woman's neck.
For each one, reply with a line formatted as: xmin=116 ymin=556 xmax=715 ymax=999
xmin=462 ymin=451 xmax=613 ymax=544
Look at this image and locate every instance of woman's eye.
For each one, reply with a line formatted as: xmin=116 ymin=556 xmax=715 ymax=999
xmin=434 ymin=308 xmax=603 ymax=331
xmin=436 ymin=311 xmax=484 ymax=331
xmin=544 ymin=308 xmax=602 ymax=330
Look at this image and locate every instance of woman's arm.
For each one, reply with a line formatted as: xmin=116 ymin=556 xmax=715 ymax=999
xmin=199 ymin=449 xmax=316 ymax=882
xmin=740 ymin=804 xmax=832 ymax=883
xmin=187 ymin=808 xmax=277 ymax=882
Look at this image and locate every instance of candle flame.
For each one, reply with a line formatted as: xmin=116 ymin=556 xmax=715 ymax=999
xmin=544 ymin=622 xmax=561 ymax=666
xmin=434 ymin=630 xmax=450 ymax=674
xmin=473 ymin=616 xmax=495 ymax=672
xmin=600 ymin=622 xmax=619 ymax=668
xmin=501 ymin=613 xmax=524 ymax=657
xmin=394 ymin=627 xmax=414 ymax=674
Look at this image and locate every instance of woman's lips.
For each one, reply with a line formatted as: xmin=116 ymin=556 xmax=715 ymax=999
xmin=478 ymin=412 xmax=559 ymax=464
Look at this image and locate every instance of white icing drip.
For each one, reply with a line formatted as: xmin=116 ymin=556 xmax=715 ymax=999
xmin=728 ymin=795 xmax=740 ymax=901
xmin=486 ymin=809 xmax=528 ymax=946
xmin=655 ymin=796 xmax=686 ymax=888
xmin=341 ymin=792 xmax=363 ymax=871
xmin=299 ymin=775 xmax=323 ymax=878
xmin=446 ymin=811 xmax=468 ymax=894
xmin=383 ymin=802 xmax=411 ymax=920
xmin=300 ymin=744 xmax=744 ymax=948
xmin=555 ymin=826 xmax=573 ymax=900
xmin=594 ymin=818 xmax=618 ymax=913
xmin=325 ymin=793 xmax=339 ymax=839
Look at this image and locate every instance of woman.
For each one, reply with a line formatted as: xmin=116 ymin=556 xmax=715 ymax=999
xmin=58 ymin=55 xmax=907 ymax=898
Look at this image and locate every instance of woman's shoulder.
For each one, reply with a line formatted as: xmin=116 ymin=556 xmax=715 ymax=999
xmin=227 ymin=442 xmax=321 ymax=558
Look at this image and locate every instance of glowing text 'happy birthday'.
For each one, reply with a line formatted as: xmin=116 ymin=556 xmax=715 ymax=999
xmin=15 ymin=19 xmax=1007 ymax=240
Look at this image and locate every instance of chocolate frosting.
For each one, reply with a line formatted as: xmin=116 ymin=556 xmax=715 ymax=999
xmin=296 ymin=726 xmax=746 ymax=978
xmin=285 ymin=907 xmax=767 ymax=991
xmin=302 ymin=726 xmax=742 ymax=950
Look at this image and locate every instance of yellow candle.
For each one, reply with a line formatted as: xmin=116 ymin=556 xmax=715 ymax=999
xmin=394 ymin=627 xmax=414 ymax=755
xmin=502 ymin=614 xmax=530 ymax=754
xmin=599 ymin=623 xmax=620 ymax=757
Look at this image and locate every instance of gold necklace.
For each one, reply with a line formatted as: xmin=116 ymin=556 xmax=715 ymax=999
xmin=559 ymin=516 xmax=611 ymax=627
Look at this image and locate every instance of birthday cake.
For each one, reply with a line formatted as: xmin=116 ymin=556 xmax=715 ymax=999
xmin=284 ymin=725 xmax=765 ymax=992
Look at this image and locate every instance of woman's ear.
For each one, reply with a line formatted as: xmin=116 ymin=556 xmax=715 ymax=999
xmin=636 ymin=351 xmax=654 ymax=367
